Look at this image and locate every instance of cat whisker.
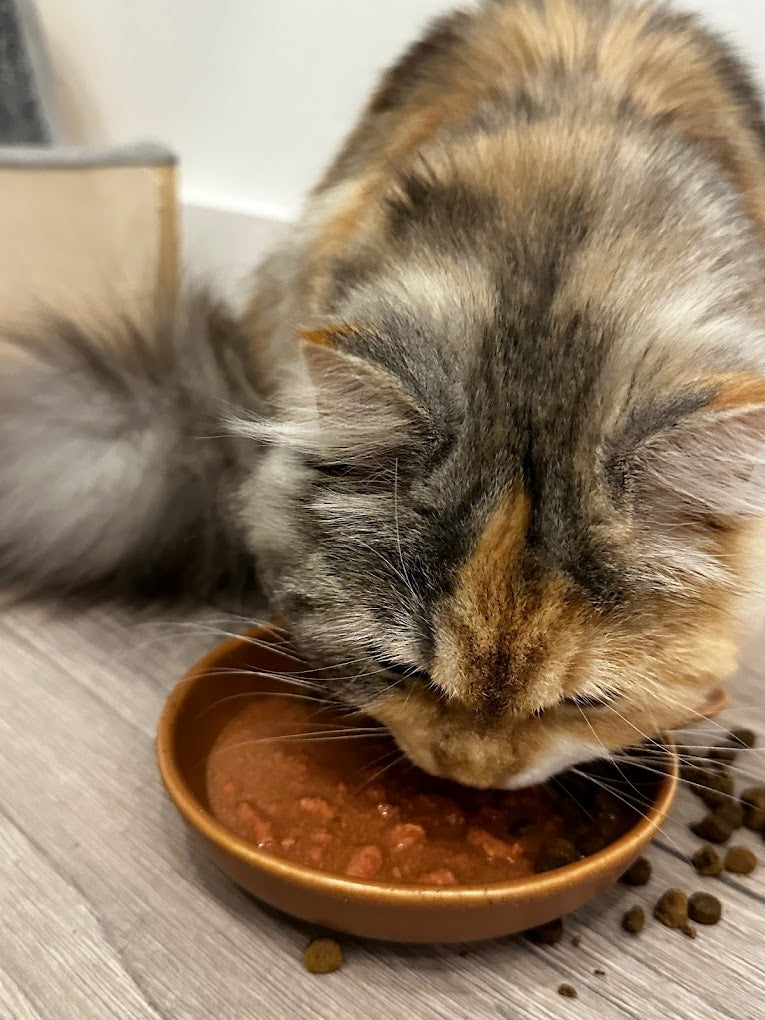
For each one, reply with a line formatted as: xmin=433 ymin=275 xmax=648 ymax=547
xmin=570 ymin=766 xmax=688 ymax=861
xmin=197 ymin=667 xmax=327 ymax=692
xmin=200 ymin=727 xmax=390 ymax=768
xmin=551 ymin=774 xmax=595 ymax=822
xmin=192 ymin=689 xmax=348 ymax=721
xmin=608 ymin=756 xmax=750 ymax=805
xmin=352 ymin=748 xmax=407 ymax=795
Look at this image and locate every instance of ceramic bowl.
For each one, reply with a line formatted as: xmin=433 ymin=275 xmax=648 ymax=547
xmin=157 ymin=626 xmax=694 ymax=942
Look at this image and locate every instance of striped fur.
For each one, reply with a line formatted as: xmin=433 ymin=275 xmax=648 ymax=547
xmin=4 ymin=1 xmax=765 ymax=786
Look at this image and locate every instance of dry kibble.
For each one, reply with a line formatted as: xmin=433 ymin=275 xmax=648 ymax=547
xmin=729 ymin=728 xmax=757 ymax=749
xmin=680 ymin=761 xmax=705 ymax=784
xmin=654 ymin=889 xmax=688 ymax=930
xmin=574 ymin=830 xmax=608 ymax=857
xmin=709 ymin=747 xmax=738 ymax=763
xmin=740 ymin=788 xmax=765 ymax=832
xmin=523 ymin=918 xmax=564 ymax=945
xmin=558 ymin=984 xmax=578 ymax=999
xmin=724 ymin=845 xmax=758 ymax=875
xmin=690 ymin=812 xmax=734 ymax=845
xmin=696 ymin=770 xmax=736 ymax=809
xmin=683 ymin=923 xmax=698 ymax=940
xmin=535 ymin=838 xmax=581 ymax=873
xmin=692 ymin=845 xmax=724 ymax=877
xmin=621 ymin=906 xmax=645 ymax=935
xmin=303 ymin=938 xmax=344 ymax=974
xmin=620 ymin=857 xmax=652 ymax=887
xmin=688 ymin=892 xmax=722 ymax=925
xmin=713 ymin=800 xmax=745 ymax=831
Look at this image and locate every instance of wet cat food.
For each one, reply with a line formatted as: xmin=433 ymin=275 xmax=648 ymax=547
xmin=304 ymin=937 xmax=343 ymax=974
xmin=688 ymin=893 xmax=722 ymax=926
xmin=205 ymin=695 xmax=643 ymax=886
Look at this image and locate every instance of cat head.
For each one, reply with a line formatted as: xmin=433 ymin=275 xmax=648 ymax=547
xmin=237 ymin=139 xmax=765 ymax=788
xmin=238 ymin=318 xmax=765 ymax=787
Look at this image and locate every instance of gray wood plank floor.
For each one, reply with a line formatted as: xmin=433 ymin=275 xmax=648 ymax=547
xmin=1 ymin=602 xmax=763 ymax=1020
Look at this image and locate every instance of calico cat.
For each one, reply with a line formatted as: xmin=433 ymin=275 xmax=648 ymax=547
xmin=3 ymin=0 xmax=765 ymax=788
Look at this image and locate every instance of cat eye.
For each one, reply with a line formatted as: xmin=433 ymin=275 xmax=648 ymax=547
xmin=378 ymin=657 xmax=430 ymax=683
xmin=563 ymin=692 xmax=619 ymax=710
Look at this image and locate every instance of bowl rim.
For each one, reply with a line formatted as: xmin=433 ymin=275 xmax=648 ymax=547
xmin=157 ymin=628 xmax=679 ymax=908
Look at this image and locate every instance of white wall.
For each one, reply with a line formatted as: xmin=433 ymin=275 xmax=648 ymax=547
xmin=33 ymin=0 xmax=765 ymax=281
xmin=35 ymin=0 xmax=453 ymax=222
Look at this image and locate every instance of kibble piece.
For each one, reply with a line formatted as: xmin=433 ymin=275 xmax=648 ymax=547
xmin=535 ymin=838 xmax=581 ymax=873
xmin=709 ymin=747 xmax=738 ymax=763
xmin=621 ymin=906 xmax=645 ymax=935
xmin=690 ymin=813 xmax=733 ymax=845
xmin=692 ymin=844 xmax=724 ymax=877
xmin=654 ymin=888 xmax=688 ymax=930
xmin=574 ymin=830 xmax=608 ymax=857
xmin=558 ymin=984 xmax=578 ymax=999
xmin=741 ymin=788 xmax=765 ymax=832
xmin=303 ymin=937 xmax=344 ymax=974
xmin=620 ymin=857 xmax=652 ymax=886
xmin=696 ymin=770 xmax=736 ymax=809
xmin=523 ymin=918 xmax=564 ymax=945
xmin=730 ymin=728 xmax=757 ymax=749
xmin=724 ymin=845 xmax=758 ymax=875
xmin=713 ymin=801 xmax=745 ymax=830
xmin=688 ymin=892 xmax=722 ymax=925
xmin=682 ymin=923 xmax=698 ymax=940
xmin=345 ymin=845 xmax=383 ymax=879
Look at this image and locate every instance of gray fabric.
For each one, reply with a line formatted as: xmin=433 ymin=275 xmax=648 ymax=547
xmin=0 ymin=140 xmax=177 ymax=168
xmin=0 ymin=0 xmax=51 ymax=144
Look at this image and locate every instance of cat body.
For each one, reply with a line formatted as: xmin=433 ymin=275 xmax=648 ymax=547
xmin=4 ymin=0 xmax=765 ymax=787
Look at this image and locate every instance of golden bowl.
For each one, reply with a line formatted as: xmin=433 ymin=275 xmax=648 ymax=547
xmin=157 ymin=626 xmax=684 ymax=943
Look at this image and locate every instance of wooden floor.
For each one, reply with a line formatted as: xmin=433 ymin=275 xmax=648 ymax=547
xmin=1 ymin=602 xmax=763 ymax=1020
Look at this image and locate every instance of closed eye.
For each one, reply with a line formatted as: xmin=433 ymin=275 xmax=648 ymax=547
xmin=563 ymin=692 xmax=620 ymax=709
xmin=377 ymin=657 xmax=430 ymax=683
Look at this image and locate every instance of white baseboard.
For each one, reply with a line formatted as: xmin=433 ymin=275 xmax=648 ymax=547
xmin=181 ymin=201 xmax=291 ymax=304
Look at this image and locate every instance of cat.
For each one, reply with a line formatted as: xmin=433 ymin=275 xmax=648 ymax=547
xmin=2 ymin=0 xmax=765 ymax=789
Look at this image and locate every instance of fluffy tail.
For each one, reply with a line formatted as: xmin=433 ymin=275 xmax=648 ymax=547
xmin=0 ymin=294 xmax=260 ymax=602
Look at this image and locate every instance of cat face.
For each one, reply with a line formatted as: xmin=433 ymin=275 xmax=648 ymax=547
xmin=240 ymin=304 xmax=765 ymax=787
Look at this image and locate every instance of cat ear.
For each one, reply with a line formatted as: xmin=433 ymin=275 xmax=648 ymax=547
xmin=297 ymin=332 xmax=431 ymax=463
xmin=625 ymin=377 xmax=765 ymax=584
xmin=231 ymin=326 xmax=431 ymax=465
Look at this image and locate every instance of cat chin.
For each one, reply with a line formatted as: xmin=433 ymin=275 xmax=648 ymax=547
xmin=502 ymin=739 xmax=604 ymax=790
